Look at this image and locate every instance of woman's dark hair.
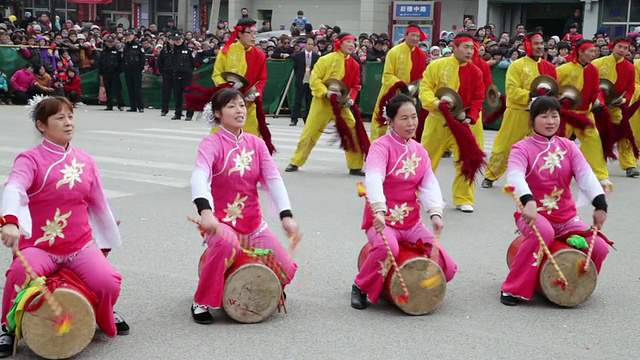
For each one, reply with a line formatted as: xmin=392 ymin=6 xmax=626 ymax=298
xmin=210 ymin=88 xmax=244 ymax=124
xmin=529 ymin=96 xmax=560 ymax=126
xmin=386 ymin=94 xmax=416 ymax=120
xmin=34 ymin=96 xmax=74 ymax=128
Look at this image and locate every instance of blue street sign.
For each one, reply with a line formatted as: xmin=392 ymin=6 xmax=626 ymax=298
xmin=393 ymin=1 xmax=433 ymax=20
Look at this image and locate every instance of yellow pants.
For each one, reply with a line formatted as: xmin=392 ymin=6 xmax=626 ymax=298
xmin=611 ymin=106 xmax=639 ymax=170
xmin=484 ymin=108 xmax=532 ymax=181
xmin=210 ymin=102 xmax=261 ymax=136
xmin=564 ymin=112 xmax=609 ymax=181
xmin=290 ymin=97 xmax=364 ymax=170
xmin=421 ymin=116 xmax=483 ymax=206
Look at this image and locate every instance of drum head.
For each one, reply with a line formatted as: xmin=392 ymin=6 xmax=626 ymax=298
xmin=539 ymin=249 xmax=597 ymax=307
xmin=22 ymin=288 xmax=96 ymax=359
xmin=390 ymin=258 xmax=446 ymax=315
xmin=223 ymin=263 xmax=282 ymax=323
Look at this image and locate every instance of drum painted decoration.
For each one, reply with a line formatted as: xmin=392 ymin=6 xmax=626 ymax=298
xmin=506 ymin=236 xmax=598 ymax=307
xmin=357 ymin=240 xmax=446 ymax=315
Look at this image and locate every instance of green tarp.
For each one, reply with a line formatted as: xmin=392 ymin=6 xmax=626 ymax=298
xmin=484 ymin=66 xmax=507 ymax=130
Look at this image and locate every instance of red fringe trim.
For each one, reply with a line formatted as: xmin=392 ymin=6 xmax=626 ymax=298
xmin=483 ymin=93 xmax=506 ymax=126
xmin=619 ymin=100 xmax=640 ymax=158
xmin=254 ymin=96 xmax=276 ymax=155
xmin=438 ymin=102 xmax=486 ymax=183
xmin=557 ymin=97 xmax=594 ymax=137
xmin=351 ymin=103 xmax=371 ymax=156
xmin=376 ymin=81 xmax=408 ymax=125
xmin=185 ymin=83 xmax=233 ymax=111
xmin=329 ymin=94 xmax=357 ymax=152
xmin=413 ymin=108 xmax=428 ymax=142
xmin=592 ymin=106 xmax=618 ymax=161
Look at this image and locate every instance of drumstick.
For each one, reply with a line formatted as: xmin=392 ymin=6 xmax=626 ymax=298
xmin=503 ymin=185 xmax=568 ymax=290
xmin=356 ymin=183 xmax=410 ymax=304
xmin=581 ymin=227 xmax=598 ymax=273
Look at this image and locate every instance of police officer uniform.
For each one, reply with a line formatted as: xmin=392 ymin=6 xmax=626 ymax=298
xmin=157 ymin=39 xmax=174 ymax=116
xmin=170 ymin=33 xmax=196 ymax=121
xmin=123 ymin=31 xmax=145 ymax=112
xmin=98 ymin=35 xmax=124 ymax=111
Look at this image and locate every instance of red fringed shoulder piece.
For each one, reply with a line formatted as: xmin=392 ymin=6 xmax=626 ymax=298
xmin=592 ymin=105 xmax=618 ymax=161
xmin=254 ymin=96 xmax=276 ymax=155
xmin=329 ymin=94 xmax=357 ymax=152
xmin=351 ymin=103 xmax=371 ymax=156
xmin=483 ymin=93 xmax=506 ymax=126
xmin=414 ymin=108 xmax=428 ymax=142
xmin=376 ymin=81 xmax=408 ymax=125
xmin=185 ymin=83 xmax=233 ymax=112
xmin=438 ymin=102 xmax=486 ymax=183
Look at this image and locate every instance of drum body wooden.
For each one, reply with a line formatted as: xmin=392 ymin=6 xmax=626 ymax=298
xmin=22 ymin=274 xmax=96 ymax=359
xmin=198 ymin=248 xmax=282 ymax=323
xmin=357 ymin=241 xmax=446 ymax=315
xmin=506 ymin=236 xmax=597 ymax=307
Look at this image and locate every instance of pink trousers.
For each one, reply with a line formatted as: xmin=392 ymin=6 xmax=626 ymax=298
xmin=354 ymin=222 xmax=458 ymax=303
xmin=194 ymin=223 xmax=298 ymax=309
xmin=2 ymin=245 xmax=122 ymax=337
xmin=501 ymin=216 xmax=609 ymax=300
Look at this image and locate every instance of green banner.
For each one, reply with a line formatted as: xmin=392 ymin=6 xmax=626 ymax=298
xmin=263 ymin=60 xmax=293 ymax=114
xmin=0 ymin=48 xmax=30 ymax=78
xmin=359 ymin=62 xmax=384 ymax=116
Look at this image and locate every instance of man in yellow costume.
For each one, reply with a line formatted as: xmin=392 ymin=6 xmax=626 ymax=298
xmin=482 ymin=32 xmax=557 ymax=188
xmin=592 ymin=37 xmax=639 ymax=177
xmin=286 ymin=33 xmax=369 ymax=176
xmin=370 ymin=24 xmax=427 ymax=141
xmin=557 ymin=39 xmax=613 ymax=188
xmin=420 ymin=33 xmax=485 ymax=213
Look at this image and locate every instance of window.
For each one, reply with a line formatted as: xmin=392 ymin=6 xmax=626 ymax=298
xmin=24 ymin=0 xmax=80 ymax=24
xmin=156 ymin=0 xmax=179 ymax=29
xmin=601 ymin=0 xmax=640 ymax=35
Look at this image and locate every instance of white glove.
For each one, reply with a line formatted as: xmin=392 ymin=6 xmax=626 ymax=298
xmin=345 ymin=99 xmax=354 ymax=107
xmin=233 ymin=81 xmax=244 ymax=90
xmin=245 ymin=92 xmax=260 ymax=102
xmin=326 ymin=91 xmax=340 ymax=99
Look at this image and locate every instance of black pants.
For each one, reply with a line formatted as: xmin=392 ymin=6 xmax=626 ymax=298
xmin=124 ymin=71 xmax=143 ymax=110
xmin=291 ymin=82 xmax=311 ymax=123
xmin=104 ymin=73 xmax=124 ymax=108
xmin=161 ymin=74 xmax=173 ymax=113
xmin=173 ymin=73 xmax=194 ymax=118
xmin=66 ymin=90 xmax=79 ymax=104
xmin=12 ymin=86 xmax=38 ymax=105
xmin=0 ymin=89 xmax=11 ymax=103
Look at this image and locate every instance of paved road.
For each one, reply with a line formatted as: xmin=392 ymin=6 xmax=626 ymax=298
xmin=0 ymin=105 xmax=638 ymax=359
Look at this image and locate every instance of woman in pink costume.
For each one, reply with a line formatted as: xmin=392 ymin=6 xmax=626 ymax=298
xmin=190 ymin=88 xmax=300 ymax=324
xmin=0 ymin=96 xmax=128 ymax=358
xmin=351 ymin=94 xmax=458 ymax=309
xmin=500 ymin=96 xmax=610 ymax=306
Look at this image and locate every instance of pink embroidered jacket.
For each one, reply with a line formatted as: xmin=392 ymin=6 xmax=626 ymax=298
xmin=362 ymin=130 xmax=444 ymax=230
xmin=191 ymin=127 xmax=291 ymax=235
xmin=506 ymin=133 xmax=603 ymax=223
xmin=1 ymin=139 xmax=121 ymax=256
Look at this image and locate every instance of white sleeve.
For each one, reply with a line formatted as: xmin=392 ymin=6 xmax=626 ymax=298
xmin=417 ymin=171 xmax=445 ymax=217
xmin=190 ymin=167 xmax=214 ymax=209
xmin=265 ymin=177 xmax=291 ymax=212
xmin=1 ymin=184 xmax=32 ymax=238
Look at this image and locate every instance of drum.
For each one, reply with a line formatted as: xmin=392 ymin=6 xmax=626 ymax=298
xmin=21 ymin=270 xmax=96 ymax=359
xmin=506 ymin=235 xmax=597 ymax=307
xmin=357 ymin=240 xmax=446 ymax=315
xmin=198 ymin=248 xmax=282 ymax=324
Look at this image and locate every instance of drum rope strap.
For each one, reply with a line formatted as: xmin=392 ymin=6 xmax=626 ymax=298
xmin=503 ymin=185 xmax=569 ymax=291
xmin=356 ymin=183 xmax=410 ymax=304
xmin=582 ymin=227 xmax=599 ymax=273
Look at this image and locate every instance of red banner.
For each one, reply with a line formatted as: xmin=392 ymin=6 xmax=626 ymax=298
xmin=66 ymin=0 xmax=113 ymax=4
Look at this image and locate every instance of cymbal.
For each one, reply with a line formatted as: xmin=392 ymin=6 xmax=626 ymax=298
xmin=324 ymin=78 xmax=348 ymax=95
xmin=486 ymin=84 xmax=500 ymax=108
xmin=221 ymin=71 xmax=250 ymax=87
xmin=559 ymin=84 xmax=583 ymax=110
xmin=530 ymin=75 xmax=559 ymax=96
xmin=435 ymin=87 xmax=463 ymax=116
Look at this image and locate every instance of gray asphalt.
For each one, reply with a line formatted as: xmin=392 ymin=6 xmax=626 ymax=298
xmin=0 ymin=104 xmax=638 ymax=359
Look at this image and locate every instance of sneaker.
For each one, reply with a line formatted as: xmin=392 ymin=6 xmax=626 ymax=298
xmin=442 ymin=151 xmax=452 ymax=158
xmin=500 ymin=291 xmax=518 ymax=306
xmin=456 ymin=204 xmax=474 ymax=213
xmin=626 ymin=167 xmax=639 ymax=178
xmin=481 ymin=178 xmax=494 ymax=188
xmin=191 ymin=303 xmax=213 ymax=324
xmin=349 ymin=169 xmax=365 ymax=176
xmin=285 ymin=164 xmax=299 ymax=172
xmin=113 ymin=311 xmax=130 ymax=335
xmin=0 ymin=325 xmax=15 ymax=358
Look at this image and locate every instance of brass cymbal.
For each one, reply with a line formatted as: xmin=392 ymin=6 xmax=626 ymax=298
xmin=435 ymin=87 xmax=464 ymax=116
xmin=599 ymin=78 xmax=625 ymax=105
xmin=559 ymin=84 xmax=583 ymax=110
xmin=407 ymin=80 xmax=421 ymax=97
xmin=221 ymin=71 xmax=250 ymax=87
xmin=530 ymin=75 xmax=559 ymax=97
xmin=486 ymin=84 xmax=500 ymax=108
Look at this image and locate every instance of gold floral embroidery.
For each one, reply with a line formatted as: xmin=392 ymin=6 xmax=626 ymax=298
xmin=531 ymin=250 xmax=542 ymax=267
xmin=378 ymin=254 xmax=393 ymax=277
xmin=386 ymin=203 xmax=414 ymax=226
xmin=228 ymin=148 xmax=255 ymax=176
xmin=56 ymin=158 xmax=85 ymax=189
xmin=539 ymin=147 xmax=567 ymax=174
xmin=395 ymin=153 xmax=421 ymax=179
xmin=35 ymin=208 xmax=72 ymax=246
xmin=537 ymin=187 xmax=564 ymax=214
xmin=223 ymin=193 xmax=248 ymax=226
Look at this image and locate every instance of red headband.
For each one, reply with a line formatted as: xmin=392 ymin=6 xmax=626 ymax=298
xmin=608 ymin=39 xmax=631 ymax=50
xmin=334 ymin=35 xmax=356 ymax=52
xmin=222 ymin=25 xmax=251 ymax=54
xmin=572 ymin=42 xmax=594 ymax=62
xmin=524 ymin=33 xmax=543 ymax=56
xmin=406 ymin=26 xmax=428 ymax=41
xmin=453 ymin=36 xmax=473 ymax=45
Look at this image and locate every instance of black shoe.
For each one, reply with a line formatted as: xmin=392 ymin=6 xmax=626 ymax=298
xmin=0 ymin=325 xmax=15 ymax=358
xmin=500 ymin=292 xmax=518 ymax=306
xmin=289 ymin=119 xmax=298 ymax=126
xmin=349 ymin=169 xmax=365 ymax=176
xmin=118 ymin=106 xmax=125 ymax=111
xmin=160 ymin=111 xmax=168 ymax=116
xmin=481 ymin=178 xmax=494 ymax=188
xmin=113 ymin=311 xmax=130 ymax=335
xmin=104 ymin=107 xmax=113 ymax=111
xmin=191 ymin=303 xmax=214 ymax=324
xmin=626 ymin=167 xmax=639 ymax=178
xmin=171 ymin=116 xmax=182 ymax=120
xmin=126 ymin=109 xmax=137 ymax=112
xmin=185 ymin=117 xmax=192 ymax=121
xmin=351 ymin=284 xmax=368 ymax=309
xmin=442 ymin=151 xmax=452 ymax=158
xmin=138 ymin=109 xmax=144 ymax=113
xmin=285 ymin=164 xmax=298 ymax=172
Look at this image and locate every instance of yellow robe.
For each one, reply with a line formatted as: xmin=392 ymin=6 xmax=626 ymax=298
xmin=557 ymin=61 xmax=609 ymax=180
xmin=289 ymin=51 xmax=364 ymax=170
xmin=631 ymin=60 xmax=640 ymax=159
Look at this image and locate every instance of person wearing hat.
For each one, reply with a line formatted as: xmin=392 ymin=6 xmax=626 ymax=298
xmin=592 ymin=36 xmax=639 ymax=178
xmin=98 ymin=35 xmax=125 ymax=111
xmin=369 ymin=24 xmax=428 ymax=141
xmin=367 ymin=39 xmax=387 ymax=62
xmin=157 ymin=37 xmax=175 ymax=116
xmin=169 ymin=33 xmax=196 ymax=121
xmin=123 ymin=31 xmax=145 ymax=112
